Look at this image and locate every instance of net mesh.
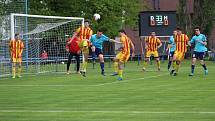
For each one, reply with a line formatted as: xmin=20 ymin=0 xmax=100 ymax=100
xmin=0 ymin=14 xmax=84 ymax=77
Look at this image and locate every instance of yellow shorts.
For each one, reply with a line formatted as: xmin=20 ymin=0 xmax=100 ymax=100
xmin=174 ymin=51 xmax=185 ymax=61
xmin=116 ymin=52 xmax=130 ymax=63
xmin=145 ymin=51 xmax=159 ymax=58
xmin=12 ymin=57 xmax=22 ymax=63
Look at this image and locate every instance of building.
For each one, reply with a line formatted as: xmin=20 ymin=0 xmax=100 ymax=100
xmin=125 ymin=0 xmax=215 ymax=55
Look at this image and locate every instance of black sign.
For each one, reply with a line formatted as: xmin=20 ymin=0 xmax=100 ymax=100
xmin=139 ymin=11 xmax=177 ymax=36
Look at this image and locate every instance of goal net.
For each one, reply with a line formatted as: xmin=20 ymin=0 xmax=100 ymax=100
xmin=0 ymin=13 xmax=84 ymax=78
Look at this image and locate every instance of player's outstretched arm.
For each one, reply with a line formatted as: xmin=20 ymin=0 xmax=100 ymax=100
xmin=67 ymin=32 xmax=78 ymax=44
xmin=109 ymin=39 xmax=122 ymax=44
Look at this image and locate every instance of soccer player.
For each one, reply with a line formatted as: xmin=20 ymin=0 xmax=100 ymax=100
xmin=9 ymin=33 xmax=24 ymax=78
xmin=167 ymin=30 xmax=177 ymax=70
xmin=143 ymin=31 xmax=162 ymax=71
xmin=170 ymin=27 xmax=189 ymax=76
xmin=70 ymin=20 xmax=93 ymax=77
xmin=79 ymin=39 xmax=89 ymax=77
xmin=188 ymin=27 xmax=208 ymax=76
xmin=90 ymin=28 xmax=118 ymax=76
xmin=70 ymin=20 xmax=93 ymax=41
xmin=111 ymin=30 xmax=135 ymax=81
xmin=66 ymin=33 xmax=81 ymax=74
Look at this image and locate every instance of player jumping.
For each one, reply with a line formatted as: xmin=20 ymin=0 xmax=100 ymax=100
xmin=90 ymin=28 xmax=119 ymax=76
xmin=70 ymin=20 xmax=93 ymax=77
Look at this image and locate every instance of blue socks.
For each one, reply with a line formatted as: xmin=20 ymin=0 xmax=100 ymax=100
xmin=100 ymin=62 xmax=104 ymax=72
xmin=202 ymin=64 xmax=207 ymax=70
xmin=191 ymin=65 xmax=195 ymax=74
xmin=92 ymin=52 xmax=96 ymax=62
xmin=168 ymin=60 xmax=172 ymax=70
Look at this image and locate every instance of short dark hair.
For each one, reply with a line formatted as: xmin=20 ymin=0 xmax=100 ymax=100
xmin=194 ymin=26 xmax=201 ymax=30
xmin=151 ymin=31 xmax=156 ymax=33
xmin=118 ymin=29 xmax=126 ymax=34
xmin=15 ymin=33 xmax=19 ymax=37
xmin=97 ymin=27 xmax=106 ymax=32
xmin=176 ymin=27 xmax=182 ymax=31
xmin=84 ymin=19 xmax=90 ymax=23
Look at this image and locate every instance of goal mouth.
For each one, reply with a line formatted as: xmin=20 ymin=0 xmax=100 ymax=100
xmin=0 ymin=13 xmax=84 ymax=78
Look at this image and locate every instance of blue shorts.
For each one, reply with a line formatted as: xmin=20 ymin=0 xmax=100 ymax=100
xmin=95 ymin=48 xmax=103 ymax=57
xmin=169 ymin=51 xmax=175 ymax=57
xmin=192 ymin=51 xmax=205 ymax=60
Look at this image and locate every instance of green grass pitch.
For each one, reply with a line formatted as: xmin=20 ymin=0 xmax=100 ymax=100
xmin=0 ymin=60 xmax=215 ymax=121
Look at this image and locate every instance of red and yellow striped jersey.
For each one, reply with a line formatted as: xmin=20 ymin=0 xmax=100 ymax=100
xmin=120 ymin=35 xmax=131 ymax=54
xmin=174 ymin=34 xmax=189 ymax=52
xmin=9 ymin=39 xmax=24 ymax=58
xmin=145 ymin=36 xmax=161 ymax=51
xmin=76 ymin=27 xmax=93 ymax=40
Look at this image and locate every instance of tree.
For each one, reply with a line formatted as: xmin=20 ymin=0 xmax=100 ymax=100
xmin=28 ymin=0 xmax=142 ymax=37
xmin=1 ymin=0 xmax=143 ymax=37
xmin=177 ymin=0 xmax=215 ymax=36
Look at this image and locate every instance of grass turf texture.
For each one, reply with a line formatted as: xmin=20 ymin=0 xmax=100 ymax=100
xmin=0 ymin=60 xmax=215 ymax=121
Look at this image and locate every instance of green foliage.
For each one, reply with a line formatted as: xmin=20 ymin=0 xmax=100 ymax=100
xmin=177 ymin=0 xmax=215 ymax=36
xmin=28 ymin=0 xmax=142 ymax=37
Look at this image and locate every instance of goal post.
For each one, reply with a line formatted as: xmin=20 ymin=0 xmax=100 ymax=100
xmin=1 ymin=13 xmax=84 ymax=78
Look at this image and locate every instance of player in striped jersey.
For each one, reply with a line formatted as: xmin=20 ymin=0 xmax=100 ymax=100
xmin=70 ymin=20 xmax=93 ymax=77
xmin=170 ymin=27 xmax=189 ymax=76
xmin=71 ymin=20 xmax=93 ymax=41
xmin=9 ymin=33 xmax=24 ymax=78
xmin=111 ymin=30 xmax=135 ymax=81
xmin=143 ymin=31 xmax=162 ymax=71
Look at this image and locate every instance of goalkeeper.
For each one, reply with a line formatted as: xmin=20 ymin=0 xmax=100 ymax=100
xmin=66 ymin=33 xmax=81 ymax=74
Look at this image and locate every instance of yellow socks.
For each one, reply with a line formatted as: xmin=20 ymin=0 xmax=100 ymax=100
xmin=82 ymin=61 xmax=88 ymax=72
xmin=172 ymin=61 xmax=180 ymax=72
xmin=118 ymin=70 xmax=123 ymax=78
xmin=18 ymin=67 xmax=22 ymax=77
xmin=12 ymin=67 xmax=16 ymax=78
xmin=157 ymin=60 xmax=161 ymax=69
xmin=143 ymin=61 xmax=148 ymax=70
xmin=173 ymin=61 xmax=176 ymax=70
xmin=175 ymin=63 xmax=180 ymax=72
xmin=113 ymin=62 xmax=118 ymax=73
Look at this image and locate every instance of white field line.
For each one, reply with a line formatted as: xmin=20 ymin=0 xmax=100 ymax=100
xmin=1 ymin=65 xmax=214 ymax=80
xmin=0 ymin=84 xmax=86 ymax=87
xmin=0 ymin=74 xmax=169 ymax=87
xmin=0 ymin=74 xmax=214 ymax=92
xmin=94 ymin=73 xmax=169 ymax=86
xmin=0 ymin=110 xmax=215 ymax=114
